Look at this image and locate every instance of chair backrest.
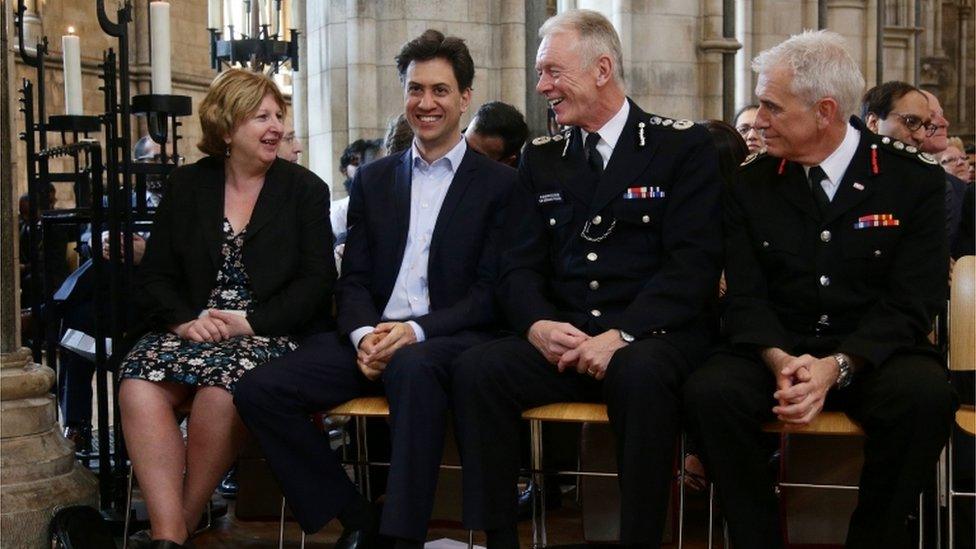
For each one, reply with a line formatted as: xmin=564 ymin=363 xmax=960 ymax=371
xmin=950 ymin=255 xmax=975 ymax=372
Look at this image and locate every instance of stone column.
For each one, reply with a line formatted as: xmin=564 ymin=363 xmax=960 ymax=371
xmin=346 ymin=0 xmax=379 ymax=143
xmin=1 ymin=5 xmax=97 ymax=548
xmin=291 ymin=0 xmax=308 ymax=168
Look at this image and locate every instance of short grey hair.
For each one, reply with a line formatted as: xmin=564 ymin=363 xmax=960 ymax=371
xmin=752 ymin=30 xmax=865 ymax=119
xmin=539 ymin=9 xmax=625 ymax=85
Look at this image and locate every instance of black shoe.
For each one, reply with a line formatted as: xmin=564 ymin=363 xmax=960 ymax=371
xmin=63 ymin=425 xmax=92 ymax=455
xmin=516 ymin=479 xmax=563 ymax=521
xmin=217 ymin=467 xmax=238 ymax=499
xmin=335 ymin=527 xmax=376 ymax=549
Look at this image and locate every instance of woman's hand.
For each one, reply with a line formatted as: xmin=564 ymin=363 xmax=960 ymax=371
xmin=170 ymin=316 xmax=230 ymax=343
xmin=207 ymin=309 xmax=255 ymax=338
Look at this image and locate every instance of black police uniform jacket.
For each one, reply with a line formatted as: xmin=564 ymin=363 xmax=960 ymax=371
xmin=723 ymin=118 xmax=948 ymax=367
xmin=498 ymin=98 xmax=724 ymax=357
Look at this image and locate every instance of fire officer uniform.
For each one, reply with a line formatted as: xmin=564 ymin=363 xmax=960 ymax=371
xmin=452 ymin=98 xmax=723 ymax=544
xmin=684 ymin=117 xmax=959 ymax=548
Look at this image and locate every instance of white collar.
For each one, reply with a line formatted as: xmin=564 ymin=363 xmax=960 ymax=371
xmin=582 ymin=99 xmax=629 ymax=152
xmin=807 ymin=123 xmax=860 ymax=184
xmin=411 ymin=135 xmax=467 ymax=171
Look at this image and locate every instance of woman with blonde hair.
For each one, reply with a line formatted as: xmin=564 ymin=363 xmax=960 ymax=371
xmin=118 ymin=69 xmax=335 ymax=548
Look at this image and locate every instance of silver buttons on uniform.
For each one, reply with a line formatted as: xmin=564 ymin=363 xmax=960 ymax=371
xmin=820 ymin=230 xmax=831 ymax=242
xmin=587 ymin=252 xmax=598 ymax=262
xmin=642 ymin=215 xmax=650 ymax=224
xmin=592 ymin=215 xmax=602 ymax=225
xmin=549 ymin=218 xmax=556 ymax=226
xmin=762 ymin=241 xmax=770 ymax=248
xmin=819 ymin=275 xmax=831 ymax=287
xmin=873 ymin=249 xmax=882 ymax=257
xmin=589 ymin=280 xmax=600 ymax=290
xmin=590 ymin=309 xmax=601 ymax=317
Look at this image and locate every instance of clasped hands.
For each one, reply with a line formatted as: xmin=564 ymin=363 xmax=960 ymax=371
xmin=762 ymin=347 xmax=840 ymax=425
xmin=357 ymin=322 xmax=418 ymax=380
xmin=527 ymin=320 xmax=628 ymax=380
xmin=171 ymin=310 xmax=254 ymax=343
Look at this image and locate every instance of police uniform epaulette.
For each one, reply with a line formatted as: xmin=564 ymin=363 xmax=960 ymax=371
xmin=872 ymin=135 xmax=939 ymax=166
xmin=645 ymin=115 xmax=694 ymax=130
xmin=738 ymin=150 xmax=771 ymax=170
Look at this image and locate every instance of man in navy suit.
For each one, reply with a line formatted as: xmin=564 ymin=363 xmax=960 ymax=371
xmin=235 ymin=29 xmax=516 ymax=549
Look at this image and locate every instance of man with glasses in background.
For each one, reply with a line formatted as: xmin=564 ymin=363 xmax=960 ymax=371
xmin=861 ymin=82 xmax=957 ymax=238
xmin=733 ymin=104 xmax=764 ymax=154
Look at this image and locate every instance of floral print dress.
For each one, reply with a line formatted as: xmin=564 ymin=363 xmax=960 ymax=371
xmin=120 ymin=220 xmax=297 ymax=392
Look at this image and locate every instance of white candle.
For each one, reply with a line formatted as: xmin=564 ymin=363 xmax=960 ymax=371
xmin=150 ymin=1 xmax=172 ymax=95
xmin=62 ymin=31 xmax=83 ymax=115
xmin=208 ymin=0 xmax=223 ymax=31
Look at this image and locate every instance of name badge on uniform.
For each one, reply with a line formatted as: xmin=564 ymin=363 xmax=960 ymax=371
xmin=623 ymin=186 xmax=665 ymax=199
xmin=537 ymin=191 xmax=564 ymax=205
xmin=854 ymin=213 xmax=899 ymax=229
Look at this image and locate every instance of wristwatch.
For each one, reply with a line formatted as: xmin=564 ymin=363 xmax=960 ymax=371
xmin=833 ymin=353 xmax=853 ymax=388
xmin=618 ymin=329 xmax=635 ymax=343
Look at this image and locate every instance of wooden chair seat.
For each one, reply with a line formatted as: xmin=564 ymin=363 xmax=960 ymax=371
xmin=957 ymin=407 xmax=975 ymax=437
xmin=326 ymin=396 xmax=390 ymax=417
xmin=521 ymin=402 xmax=609 ymax=423
xmin=762 ymin=411 xmax=864 ymax=436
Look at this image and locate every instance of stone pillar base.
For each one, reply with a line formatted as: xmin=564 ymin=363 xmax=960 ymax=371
xmin=1 ymin=348 xmax=97 ymax=548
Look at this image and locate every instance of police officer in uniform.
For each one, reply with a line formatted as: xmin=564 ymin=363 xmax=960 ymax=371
xmin=452 ymin=9 xmax=722 ymax=547
xmin=684 ymin=31 xmax=958 ymax=548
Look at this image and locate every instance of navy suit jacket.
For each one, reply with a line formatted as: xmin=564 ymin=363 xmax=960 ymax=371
xmin=336 ymin=146 xmax=517 ymax=339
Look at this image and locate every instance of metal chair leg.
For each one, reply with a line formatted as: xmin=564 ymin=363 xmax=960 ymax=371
xmin=530 ymin=418 xmax=546 ymax=548
xmin=948 ymin=434 xmax=955 ymax=549
xmin=678 ymin=435 xmax=686 ymax=549
xmin=707 ymin=483 xmax=715 ymax=548
xmin=917 ymin=492 xmax=923 ymax=549
xmin=278 ymin=497 xmax=287 ymax=549
xmin=300 ymin=531 xmax=306 ymax=549
xmin=122 ymin=464 xmax=134 ymax=549
xmin=467 ymin=529 xmax=474 ymax=549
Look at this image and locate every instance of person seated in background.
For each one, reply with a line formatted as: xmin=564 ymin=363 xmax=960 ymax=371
xmin=862 ymin=80 xmax=935 ymax=150
xmin=56 ymin=135 xmax=161 ymax=452
xmin=918 ymin=90 xmax=967 ymax=256
xmin=117 ymin=69 xmax=334 ymax=549
xmin=940 ymin=142 xmax=970 ymax=183
xmin=862 ymin=82 xmax=962 ymax=245
xmin=277 ymin=123 xmax=303 ymax=162
xmin=685 ymin=30 xmax=957 ymax=548
xmin=331 ymin=138 xmax=385 ymax=249
xmin=384 ymin=113 xmax=415 ymax=156
xmin=463 ymin=101 xmax=528 ymax=167
xmin=733 ymin=104 xmax=764 ymax=154
xmin=234 ymin=29 xmax=517 ymax=549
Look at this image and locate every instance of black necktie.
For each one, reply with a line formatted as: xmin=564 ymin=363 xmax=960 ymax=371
xmin=808 ymin=165 xmax=831 ymax=214
xmin=585 ymin=132 xmax=603 ymax=175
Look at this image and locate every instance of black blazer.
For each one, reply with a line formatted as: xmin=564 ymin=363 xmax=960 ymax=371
xmin=336 ymin=146 xmax=517 ymax=339
xmin=498 ymin=99 xmax=723 ymax=359
xmin=137 ymin=156 xmax=336 ymax=337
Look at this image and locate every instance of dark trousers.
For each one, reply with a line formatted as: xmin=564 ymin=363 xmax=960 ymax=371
xmin=58 ymin=348 xmax=95 ymax=427
xmin=452 ymin=335 xmax=690 ymax=545
xmin=684 ymin=348 xmax=957 ymax=549
xmin=234 ymin=330 xmax=492 ymax=540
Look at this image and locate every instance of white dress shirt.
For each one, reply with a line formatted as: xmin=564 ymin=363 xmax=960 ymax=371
xmin=581 ymin=98 xmax=630 ymax=167
xmin=350 ymin=136 xmax=467 ymax=348
xmin=803 ymin=122 xmax=861 ymax=201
